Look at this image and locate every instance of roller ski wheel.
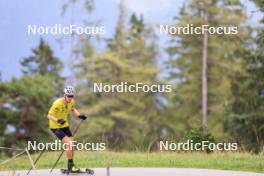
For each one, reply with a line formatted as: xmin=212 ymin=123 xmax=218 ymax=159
xmin=61 ymin=169 xmax=70 ymax=174
xmin=85 ymin=168 xmax=94 ymax=175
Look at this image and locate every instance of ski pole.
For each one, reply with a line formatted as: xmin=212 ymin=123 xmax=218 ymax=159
xmin=27 ymin=119 xmax=84 ymax=175
xmin=26 ymin=130 xmax=57 ymax=175
xmin=50 ymin=119 xmax=84 ymax=173
xmin=26 ymin=149 xmax=45 ymax=175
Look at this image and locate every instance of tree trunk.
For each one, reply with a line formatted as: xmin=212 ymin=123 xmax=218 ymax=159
xmin=202 ymin=0 xmax=209 ymax=131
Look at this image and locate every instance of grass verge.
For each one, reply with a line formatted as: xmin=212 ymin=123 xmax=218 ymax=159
xmin=0 ymin=151 xmax=263 ymax=173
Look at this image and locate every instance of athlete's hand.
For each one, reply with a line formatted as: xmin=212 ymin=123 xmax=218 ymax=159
xmin=78 ymin=115 xmax=87 ymax=120
xmin=57 ymin=119 xmax=66 ymax=125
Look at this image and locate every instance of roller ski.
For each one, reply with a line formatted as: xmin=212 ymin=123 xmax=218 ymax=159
xmin=61 ymin=162 xmax=94 ymax=175
xmin=60 ymin=168 xmax=94 ymax=175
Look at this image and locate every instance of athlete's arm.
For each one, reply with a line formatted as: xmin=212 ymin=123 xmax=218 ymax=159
xmin=47 ymin=114 xmax=59 ymax=122
xmin=72 ymin=108 xmax=87 ymax=120
xmin=71 ymin=108 xmax=80 ymax=118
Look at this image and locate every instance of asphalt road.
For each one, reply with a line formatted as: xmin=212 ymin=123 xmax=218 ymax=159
xmin=0 ymin=168 xmax=263 ymax=176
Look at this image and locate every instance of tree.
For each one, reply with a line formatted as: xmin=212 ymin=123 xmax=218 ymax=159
xmin=20 ymin=38 xmax=64 ymax=95
xmin=252 ymin=0 xmax=264 ymax=10
xmin=75 ymin=2 xmax=161 ymax=150
xmin=0 ymin=39 xmax=64 ymax=149
xmin=225 ymin=0 xmax=264 ymax=152
xmin=21 ymin=38 xmax=62 ymax=77
xmin=202 ymin=0 xmax=209 ymax=130
xmin=0 ymin=76 xmax=56 ymax=148
xmin=166 ymin=0 xmax=251 ymax=138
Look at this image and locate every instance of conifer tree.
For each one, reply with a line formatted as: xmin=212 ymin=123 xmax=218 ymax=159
xmin=20 ymin=38 xmax=64 ymax=95
xmin=166 ymin=0 xmax=251 ymax=138
xmin=75 ymin=2 xmax=161 ymax=150
xmin=225 ymin=0 xmax=264 ymax=152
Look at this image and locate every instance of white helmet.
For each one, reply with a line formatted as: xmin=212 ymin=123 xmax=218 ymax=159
xmin=64 ymin=85 xmax=75 ymax=96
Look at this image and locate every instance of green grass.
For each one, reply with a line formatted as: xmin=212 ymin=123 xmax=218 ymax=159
xmin=0 ymin=151 xmax=263 ymax=173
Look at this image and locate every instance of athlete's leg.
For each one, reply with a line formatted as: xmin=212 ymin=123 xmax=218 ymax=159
xmin=61 ymin=128 xmax=79 ymax=172
xmin=70 ymin=137 xmax=74 ymax=158
xmin=62 ymin=136 xmax=79 ymax=172
xmin=51 ymin=128 xmax=76 ymax=171
xmin=62 ymin=136 xmax=73 ymax=160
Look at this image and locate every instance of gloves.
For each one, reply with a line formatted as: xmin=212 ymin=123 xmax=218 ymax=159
xmin=78 ymin=115 xmax=87 ymax=120
xmin=57 ymin=119 xmax=66 ymax=125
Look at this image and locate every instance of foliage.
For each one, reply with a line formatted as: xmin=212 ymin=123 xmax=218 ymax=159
xmin=165 ymin=0 xmax=251 ymax=139
xmin=0 ymin=75 xmax=56 ymax=149
xmin=0 ymin=0 xmax=263 ymax=154
xmin=75 ymin=3 xmax=162 ymax=151
xmin=184 ymin=127 xmax=216 ymax=144
xmin=184 ymin=127 xmax=216 ymax=153
xmin=0 ymin=39 xmax=63 ymax=149
xmin=20 ymin=38 xmax=64 ymax=95
xmin=225 ymin=0 xmax=264 ymax=153
xmin=21 ymin=38 xmax=62 ymax=77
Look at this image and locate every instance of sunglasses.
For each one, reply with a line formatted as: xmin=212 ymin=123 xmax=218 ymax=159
xmin=66 ymin=95 xmax=74 ymax=98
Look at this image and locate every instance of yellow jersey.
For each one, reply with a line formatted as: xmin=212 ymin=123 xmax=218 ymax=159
xmin=48 ymin=97 xmax=75 ymax=129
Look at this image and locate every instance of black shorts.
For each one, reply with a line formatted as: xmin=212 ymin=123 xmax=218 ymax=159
xmin=50 ymin=127 xmax=73 ymax=140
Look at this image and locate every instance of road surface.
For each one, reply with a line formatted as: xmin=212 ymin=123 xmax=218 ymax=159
xmin=0 ymin=168 xmax=263 ymax=176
